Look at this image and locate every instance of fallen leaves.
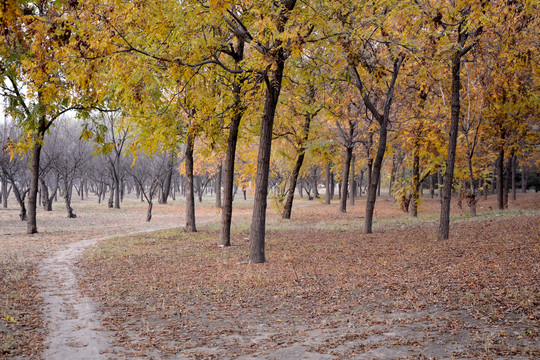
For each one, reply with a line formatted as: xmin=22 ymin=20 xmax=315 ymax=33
xmin=77 ymin=195 xmax=539 ymax=358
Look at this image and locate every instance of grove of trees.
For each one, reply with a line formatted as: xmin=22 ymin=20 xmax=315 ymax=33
xmin=1 ymin=0 xmax=538 ymax=263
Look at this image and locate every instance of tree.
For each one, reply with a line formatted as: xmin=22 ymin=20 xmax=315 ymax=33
xmin=53 ymin=121 xmax=92 ymax=218
xmin=437 ymin=7 xmax=483 ymax=240
xmin=279 ymin=78 xmax=321 ymax=219
xmin=332 ymin=0 xmax=408 ymax=233
xmin=0 ymin=121 xmax=29 ymax=219
xmin=0 ymin=1 xmax=110 ymax=233
xmin=128 ymin=153 xmax=171 ymax=221
xmin=219 ymin=0 xmax=310 ymax=262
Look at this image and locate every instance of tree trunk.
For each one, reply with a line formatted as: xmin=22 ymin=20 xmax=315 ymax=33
xmin=358 ymin=170 xmax=364 ymax=197
xmin=27 ymin=140 xmax=43 ymax=233
xmin=283 ymin=113 xmax=312 ymax=219
xmin=185 ymin=133 xmax=197 ymax=232
xmin=249 ymin=59 xmax=285 ymax=264
xmin=161 ymin=154 xmax=174 ymax=204
xmin=217 ymin=39 xmax=246 ymax=246
xmin=8 ymin=176 xmax=27 ymax=221
xmin=349 ymin=154 xmax=355 ymax=206
xmin=497 ymin=147 xmax=505 ymax=210
xmin=282 ymin=152 xmax=306 ymax=219
xmin=313 ymin=170 xmax=319 ymax=198
xmin=63 ymin=178 xmax=76 ymax=218
xmin=503 ymin=150 xmax=513 ymax=208
xmin=438 ymin=50 xmax=463 ymax=241
xmin=40 ymin=177 xmax=49 ymax=210
xmin=367 ymin=158 xmax=373 ymax=196
xmin=466 ymin=157 xmax=477 ymax=217
xmin=325 ymin=161 xmax=331 ymax=204
xmin=219 ymin=110 xmax=242 ymax=246
xmin=1 ymin=175 xmax=8 ymax=208
xmin=411 ymin=145 xmax=420 ymax=218
xmin=146 ymin=201 xmax=153 ymax=222
xmin=511 ymin=154 xmax=516 ymax=201
xmin=196 ymin=177 xmax=203 ymax=203
xmin=120 ymin=178 xmax=125 ymax=202
xmin=108 ymin=185 xmax=114 ymax=208
xmin=330 ymin=173 xmax=335 ymax=199
xmin=437 ymin=171 xmax=443 ymax=198
xmin=364 ymin=122 xmax=387 ymax=233
xmin=340 ymin=147 xmax=353 ymax=213
xmin=114 ymin=159 xmax=120 ymax=209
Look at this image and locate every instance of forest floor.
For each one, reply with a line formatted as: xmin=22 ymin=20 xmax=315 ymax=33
xmin=1 ymin=192 xmax=539 ymax=359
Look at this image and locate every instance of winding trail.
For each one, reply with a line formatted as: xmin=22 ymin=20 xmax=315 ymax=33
xmin=37 ymin=227 xmax=175 ymax=360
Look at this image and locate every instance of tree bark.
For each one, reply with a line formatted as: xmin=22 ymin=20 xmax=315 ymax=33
xmin=411 ymin=144 xmax=420 ymax=217
xmin=361 ymin=57 xmax=403 ymax=234
xmin=497 ymin=147 xmax=505 ymax=210
xmin=325 ymin=161 xmax=331 ymax=204
xmin=283 ymin=113 xmax=312 ymax=219
xmin=40 ymin=177 xmax=49 ymax=210
xmin=367 ymin=158 xmax=373 ymax=196
xmin=146 ymin=201 xmax=153 ymax=222
xmin=161 ymin=153 xmax=174 ymax=204
xmin=511 ymin=154 xmax=516 ymax=201
xmin=108 ymin=185 xmax=114 ymax=208
xmin=364 ymin=121 xmax=387 ymax=233
xmin=438 ymin=46 xmax=464 ymax=240
xmin=249 ymin=54 xmax=286 ymax=264
xmin=219 ymin=110 xmax=242 ymax=246
xmin=27 ymin=138 xmax=43 ymax=233
xmin=358 ymin=170 xmax=364 ymax=197
xmin=114 ymin=157 xmax=120 ymax=209
xmin=1 ymin=175 xmax=8 ymax=208
xmin=282 ymin=152 xmax=306 ymax=218
xmin=63 ymin=177 xmax=76 ymax=218
xmin=349 ymin=154 xmax=355 ymax=206
xmin=7 ymin=174 xmax=27 ymax=221
xmin=503 ymin=150 xmax=513 ymax=208
xmin=330 ymin=173 xmax=335 ymax=199
xmin=340 ymin=147 xmax=353 ymax=213
xmin=466 ymin=156 xmax=477 ymax=217
xmin=185 ymin=133 xmax=197 ymax=232
xmin=218 ymin=39 xmax=245 ymax=247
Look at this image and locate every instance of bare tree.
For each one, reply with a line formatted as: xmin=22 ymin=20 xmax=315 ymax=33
xmin=0 ymin=121 xmax=30 ymax=220
xmin=128 ymin=153 xmax=171 ymax=221
xmin=52 ymin=121 xmax=93 ymax=218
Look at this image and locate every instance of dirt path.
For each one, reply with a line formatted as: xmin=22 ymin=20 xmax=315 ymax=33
xmin=37 ymin=227 xmax=174 ymax=360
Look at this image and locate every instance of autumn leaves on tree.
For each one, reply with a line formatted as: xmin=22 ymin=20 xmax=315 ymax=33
xmin=1 ymin=1 xmax=538 ymax=261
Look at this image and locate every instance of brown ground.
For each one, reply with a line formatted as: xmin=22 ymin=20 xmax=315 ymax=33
xmin=1 ymin=192 xmax=539 ymax=359
xmin=1 ymin=197 xmax=185 ymax=358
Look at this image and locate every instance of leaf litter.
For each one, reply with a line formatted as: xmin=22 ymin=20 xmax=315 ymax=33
xmin=75 ymin=194 xmax=539 ymax=359
xmin=1 ymin=194 xmax=539 ymax=358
